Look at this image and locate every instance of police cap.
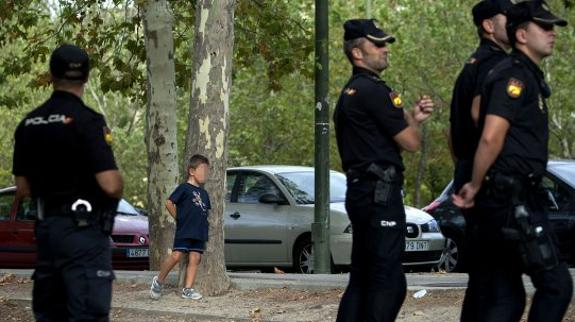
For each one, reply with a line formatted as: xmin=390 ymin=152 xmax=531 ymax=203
xmin=343 ymin=19 xmax=395 ymax=46
xmin=50 ymin=44 xmax=90 ymax=81
xmin=472 ymin=0 xmax=513 ymax=26
xmin=506 ymin=0 xmax=567 ymax=29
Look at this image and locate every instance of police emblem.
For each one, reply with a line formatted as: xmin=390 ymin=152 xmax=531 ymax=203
xmin=506 ymin=78 xmax=523 ymax=99
xmin=389 ymin=91 xmax=403 ymax=108
xmin=103 ymin=127 xmax=113 ymax=145
xmin=344 ymin=88 xmax=357 ymax=96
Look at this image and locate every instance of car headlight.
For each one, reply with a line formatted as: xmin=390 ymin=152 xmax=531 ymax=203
xmin=421 ymin=219 xmax=441 ymax=233
xmin=139 ymin=236 xmax=147 ymax=245
xmin=344 ymin=224 xmax=353 ymax=234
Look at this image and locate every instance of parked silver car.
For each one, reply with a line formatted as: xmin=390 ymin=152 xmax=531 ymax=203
xmin=224 ymin=166 xmax=445 ymax=273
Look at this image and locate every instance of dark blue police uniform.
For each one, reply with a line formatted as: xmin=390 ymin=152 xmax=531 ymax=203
xmin=450 ymin=0 xmax=511 ymax=273
xmin=334 ymin=20 xmax=409 ymax=321
xmin=461 ymin=3 xmax=573 ymax=319
xmin=450 ymin=39 xmax=507 ymax=191
xmin=12 ymin=45 xmax=119 ymax=322
xmin=169 ymin=183 xmax=211 ymax=252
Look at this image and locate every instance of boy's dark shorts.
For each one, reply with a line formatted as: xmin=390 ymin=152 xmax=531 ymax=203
xmin=173 ymin=238 xmax=205 ymax=254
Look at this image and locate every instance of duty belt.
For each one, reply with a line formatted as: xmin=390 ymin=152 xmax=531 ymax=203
xmin=38 ymin=198 xmax=96 ymax=220
xmin=346 ymin=163 xmax=402 ymax=184
xmin=40 ymin=201 xmax=74 ymax=218
xmin=484 ymin=171 xmax=542 ymax=190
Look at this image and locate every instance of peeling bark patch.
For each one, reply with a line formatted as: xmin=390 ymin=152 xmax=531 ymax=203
xmin=199 ymin=116 xmax=212 ymax=149
xmin=194 ymin=55 xmax=211 ymax=104
xmin=220 ymin=58 xmax=230 ymax=118
xmin=216 ymin=130 xmax=224 ymax=158
xmin=199 ymin=7 xmax=209 ymax=35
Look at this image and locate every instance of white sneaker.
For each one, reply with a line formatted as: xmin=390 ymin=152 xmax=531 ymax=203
xmin=181 ymin=288 xmax=202 ymax=300
xmin=150 ymin=276 xmax=162 ymax=300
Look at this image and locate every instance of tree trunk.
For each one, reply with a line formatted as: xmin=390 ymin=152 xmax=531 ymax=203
xmin=181 ymin=0 xmax=235 ymax=295
xmin=142 ymin=0 xmax=179 ymax=270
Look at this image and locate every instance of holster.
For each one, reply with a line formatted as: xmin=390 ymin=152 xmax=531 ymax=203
xmin=72 ymin=206 xmax=91 ymax=227
xmin=99 ymin=198 xmax=119 ymax=235
xmin=490 ymin=172 xmax=559 ymax=273
xmin=37 ymin=197 xmax=118 ymax=235
xmin=367 ymin=163 xmax=399 ymax=206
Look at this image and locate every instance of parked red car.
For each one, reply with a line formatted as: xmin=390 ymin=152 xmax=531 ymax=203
xmin=0 ymin=186 xmax=149 ymax=270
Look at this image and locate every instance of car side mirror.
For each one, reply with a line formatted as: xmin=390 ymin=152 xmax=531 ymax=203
xmin=259 ymin=193 xmax=288 ymax=205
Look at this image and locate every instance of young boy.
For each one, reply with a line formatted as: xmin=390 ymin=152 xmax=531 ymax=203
xmin=150 ymin=154 xmax=211 ymax=300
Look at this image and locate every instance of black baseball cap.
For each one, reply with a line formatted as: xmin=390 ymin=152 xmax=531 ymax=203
xmin=506 ymin=0 xmax=567 ymax=29
xmin=472 ymin=0 xmax=513 ymax=26
xmin=343 ymin=19 xmax=395 ymax=45
xmin=49 ymin=44 xmax=90 ymax=81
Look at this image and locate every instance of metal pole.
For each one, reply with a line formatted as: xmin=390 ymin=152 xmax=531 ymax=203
xmin=312 ymin=0 xmax=331 ymax=274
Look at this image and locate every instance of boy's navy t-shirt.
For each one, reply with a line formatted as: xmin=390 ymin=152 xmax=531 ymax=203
xmin=169 ymin=182 xmax=211 ymax=241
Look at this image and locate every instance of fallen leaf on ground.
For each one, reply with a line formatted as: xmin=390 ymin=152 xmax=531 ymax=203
xmin=0 ymin=274 xmax=16 ymax=284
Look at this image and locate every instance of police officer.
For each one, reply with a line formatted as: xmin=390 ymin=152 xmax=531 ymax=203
xmin=334 ymin=19 xmax=434 ymax=322
xmin=450 ymin=0 xmax=512 ymax=193
xmin=12 ymin=44 xmax=123 ymax=322
xmin=453 ymin=1 xmax=573 ymax=321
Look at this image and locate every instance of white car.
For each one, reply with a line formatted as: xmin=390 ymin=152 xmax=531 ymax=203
xmin=224 ymin=166 xmax=445 ymax=273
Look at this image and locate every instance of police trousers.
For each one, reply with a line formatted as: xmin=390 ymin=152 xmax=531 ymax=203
xmin=32 ymin=216 xmax=114 ymax=322
xmin=460 ymin=188 xmax=573 ymax=322
xmin=336 ymin=179 xmax=406 ymax=322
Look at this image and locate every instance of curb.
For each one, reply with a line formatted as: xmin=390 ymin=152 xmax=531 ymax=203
xmin=3 ymin=269 xmax=574 ymax=291
xmin=0 ymin=269 xmax=470 ymax=290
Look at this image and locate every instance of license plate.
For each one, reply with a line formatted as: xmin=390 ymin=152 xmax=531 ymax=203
xmin=405 ymin=240 xmax=429 ymax=252
xmin=127 ymin=248 xmax=149 ymax=258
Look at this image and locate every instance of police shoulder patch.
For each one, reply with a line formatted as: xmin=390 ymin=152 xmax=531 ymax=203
xmin=389 ymin=91 xmax=403 ymax=108
xmin=506 ymin=78 xmax=524 ymax=99
xmin=103 ymin=127 xmax=113 ymax=145
xmin=344 ymin=88 xmax=357 ymax=96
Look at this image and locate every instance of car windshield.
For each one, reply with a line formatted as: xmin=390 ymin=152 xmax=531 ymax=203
xmin=117 ymin=199 xmax=140 ymax=216
xmin=549 ymin=163 xmax=575 ymax=187
xmin=275 ymin=171 xmax=347 ymax=204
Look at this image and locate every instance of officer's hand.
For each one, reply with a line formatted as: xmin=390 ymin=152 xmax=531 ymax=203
xmin=412 ymin=95 xmax=434 ymax=123
xmin=452 ymin=182 xmax=479 ymax=209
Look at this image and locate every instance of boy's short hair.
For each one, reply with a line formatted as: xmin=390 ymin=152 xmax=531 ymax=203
xmin=187 ymin=154 xmax=210 ymax=173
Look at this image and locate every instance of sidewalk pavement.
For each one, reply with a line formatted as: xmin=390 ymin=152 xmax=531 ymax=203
xmin=2 ymin=268 xmax=574 ymax=291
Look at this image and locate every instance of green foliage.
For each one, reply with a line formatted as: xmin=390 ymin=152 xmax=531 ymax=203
xmin=229 ymin=62 xmax=315 ymax=167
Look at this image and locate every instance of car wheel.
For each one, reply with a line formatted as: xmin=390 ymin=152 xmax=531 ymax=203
xmin=293 ymin=237 xmax=314 ymax=274
xmin=436 ymin=236 xmax=461 ymax=272
xmin=293 ymin=237 xmax=336 ymax=274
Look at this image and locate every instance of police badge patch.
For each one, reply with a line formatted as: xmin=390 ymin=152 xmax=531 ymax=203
xmin=506 ymin=78 xmax=524 ymax=99
xmin=389 ymin=91 xmax=403 ymax=108
xmin=103 ymin=127 xmax=113 ymax=145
